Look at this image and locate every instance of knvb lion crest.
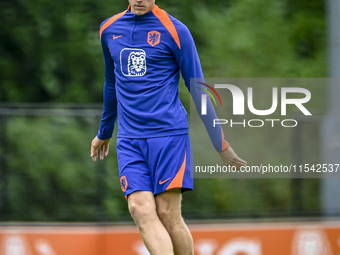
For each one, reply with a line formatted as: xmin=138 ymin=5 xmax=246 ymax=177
xmin=120 ymin=48 xmax=147 ymax=77
xmin=128 ymin=51 xmax=146 ymax=76
xmin=147 ymin=30 xmax=161 ymax=46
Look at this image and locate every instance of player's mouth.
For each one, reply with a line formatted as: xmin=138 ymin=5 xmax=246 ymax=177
xmin=134 ymin=5 xmax=146 ymax=10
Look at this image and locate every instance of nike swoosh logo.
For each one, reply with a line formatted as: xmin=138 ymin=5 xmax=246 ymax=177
xmin=113 ymin=34 xmax=123 ymax=39
xmin=159 ymin=178 xmax=171 ymax=185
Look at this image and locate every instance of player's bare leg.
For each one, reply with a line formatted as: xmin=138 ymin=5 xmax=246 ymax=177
xmin=155 ymin=189 xmax=194 ymax=255
xmin=128 ymin=191 xmax=174 ymax=255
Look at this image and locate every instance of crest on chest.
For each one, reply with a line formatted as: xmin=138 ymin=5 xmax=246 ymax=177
xmin=120 ymin=48 xmax=147 ymax=77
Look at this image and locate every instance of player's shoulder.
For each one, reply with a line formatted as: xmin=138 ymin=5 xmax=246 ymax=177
xmin=167 ymin=14 xmax=194 ymax=48
xmin=166 ymin=12 xmax=191 ymax=35
xmin=100 ymin=10 xmax=127 ymax=30
xmin=100 ymin=16 xmax=111 ymax=29
xmin=152 ymin=6 xmax=190 ymax=34
xmin=99 ymin=10 xmax=128 ymax=40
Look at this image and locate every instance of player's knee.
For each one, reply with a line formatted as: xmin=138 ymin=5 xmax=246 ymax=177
xmin=128 ymin=199 xmax=155 ymax=226
xmin=157 ymin=207 xmax=181 ymax=230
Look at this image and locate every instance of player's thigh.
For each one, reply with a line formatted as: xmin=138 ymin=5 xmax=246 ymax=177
xmin=117 ymin=138 xmax=153 ymax=197
xmin=148 ymin=134 xmax=193 ymax=195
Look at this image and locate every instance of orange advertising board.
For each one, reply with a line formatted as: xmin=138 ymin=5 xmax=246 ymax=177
xmin=0 ymin=222 xmax=340 ymax=255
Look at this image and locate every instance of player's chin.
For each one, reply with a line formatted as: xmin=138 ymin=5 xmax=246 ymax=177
xmin=133 ymin=9 xmax=147 ymax=15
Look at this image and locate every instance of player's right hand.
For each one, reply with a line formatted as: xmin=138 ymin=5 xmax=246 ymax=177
xmin=219 ymin=147 xmax=247 ymax=170
xmin=91 ymin=136 xmax=111 ymax=162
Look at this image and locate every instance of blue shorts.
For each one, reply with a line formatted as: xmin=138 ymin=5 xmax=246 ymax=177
xmin=116 ymin=134 xmax=193 ymax=197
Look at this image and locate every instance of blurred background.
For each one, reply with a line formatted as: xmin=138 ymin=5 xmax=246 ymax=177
xmin=0 ymin=0 xmax=328 ymax=222
xmin=0 ymin=0 xmax=339 ymax=253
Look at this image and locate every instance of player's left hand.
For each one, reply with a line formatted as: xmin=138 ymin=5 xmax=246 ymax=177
xmin=219 ymin=147 xmax=247 ymax=170
xmin=91 ymin=136 xmax=111 ymax=162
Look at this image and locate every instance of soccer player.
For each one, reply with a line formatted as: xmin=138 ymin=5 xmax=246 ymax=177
xmin=91 ymin=0 xmax=247 ymax=254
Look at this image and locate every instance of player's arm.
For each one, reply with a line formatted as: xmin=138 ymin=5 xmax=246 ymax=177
xmin=173 ymin=23 xmax=246 ymax=168
xmin=91 ymin=29 xmax=118 ymax=162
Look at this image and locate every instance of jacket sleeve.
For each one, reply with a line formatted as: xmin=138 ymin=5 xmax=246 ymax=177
xmin=173 ymin=23 xmax=230 ymax=152
xmin=97 ymin=31 xmax=118 ymax=140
